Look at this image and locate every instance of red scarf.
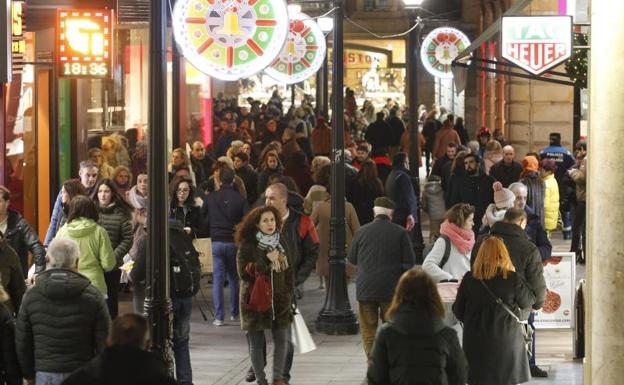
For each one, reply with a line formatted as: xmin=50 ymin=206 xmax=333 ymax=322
xmin=440 ymin=220 xmax=475 ymax=255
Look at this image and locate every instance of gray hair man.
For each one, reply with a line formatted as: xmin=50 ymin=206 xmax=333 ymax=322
xmin=16 ymin=238 xmax=110 ymax=385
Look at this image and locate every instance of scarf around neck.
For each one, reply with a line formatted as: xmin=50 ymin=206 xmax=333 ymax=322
xmin=440 ymin=220 xmax=475 ymax=255
xmin=127 ymin=186 xmax=147 ymax=210
xmin=256 ymin=231 xmax=285 ymax=253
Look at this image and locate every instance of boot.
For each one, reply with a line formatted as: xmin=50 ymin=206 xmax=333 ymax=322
xmin=245 ymin=366 xmax=256 ymax=383
xmin=273 ymin=380 xmax=288 ymax=385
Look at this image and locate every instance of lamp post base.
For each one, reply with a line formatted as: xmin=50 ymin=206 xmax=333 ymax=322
xmin=316 ymin=310 xmax=359 ymax=335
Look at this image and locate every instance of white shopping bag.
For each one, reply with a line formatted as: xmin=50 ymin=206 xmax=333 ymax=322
xmin=291 ymin=308 xmax=316 ymax=354
xmin=437 ymin=281 xmax=460 ymax=303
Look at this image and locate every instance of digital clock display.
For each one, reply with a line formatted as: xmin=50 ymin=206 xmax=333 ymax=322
xmin=57 ymin=9 xmax=112 ymax=78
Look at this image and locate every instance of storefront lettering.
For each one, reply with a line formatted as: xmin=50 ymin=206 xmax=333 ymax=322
xmin=11 ymin=1 xmax=25 ymax=54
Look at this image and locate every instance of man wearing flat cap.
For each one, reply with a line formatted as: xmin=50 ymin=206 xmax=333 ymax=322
xmin=348 ymin=197 xmax=416 ymax=359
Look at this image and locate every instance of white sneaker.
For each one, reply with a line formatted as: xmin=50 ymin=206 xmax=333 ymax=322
xmin=212 ymin=319 xmax=224 ymax=326
xmin=230 ymin=315 xmax=239 ymax=321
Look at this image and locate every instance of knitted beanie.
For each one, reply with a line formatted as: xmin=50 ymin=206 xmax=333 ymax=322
xmin=493 ymin=181 xmax=516 ymax=209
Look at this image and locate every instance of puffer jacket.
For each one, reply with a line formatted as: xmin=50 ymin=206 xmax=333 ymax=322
xmin=15 ymin=269 xmax=110 ymax=378
xmin=5 ymin=209 xmax=46 ymax=276
xmin=542 ymin=173 xmax=560 ymax=231
xmin=422 ymin=180 xmax=446 ymax=221
xmin=0 ymin=239 xmax=26 ymax=314
xmin=367 ymin=303 xmax=468 ymax=385
xmin=281 ymin=209 xmax=319 ymax=287
xmin=97 ymin=204 xmax=133 ymax=266
xmin=55 ymin=218 xmax=116 ymax=296
xmin=568 ymin=156 xmax=587 ymax=202
xmin=237 ymin=240 xmax=294 ymax=331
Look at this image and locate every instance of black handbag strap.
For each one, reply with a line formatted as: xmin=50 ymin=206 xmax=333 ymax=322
xmin=479 ymin=280 xmax=523 ymax=324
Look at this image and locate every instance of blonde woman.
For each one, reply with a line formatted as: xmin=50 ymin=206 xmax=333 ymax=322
xmin=453 ymin=236 xmax=535 ymax=385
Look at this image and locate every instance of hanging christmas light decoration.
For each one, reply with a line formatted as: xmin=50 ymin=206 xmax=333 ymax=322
xmin=264 ymin=12 xmax=326 ymax=85
xmin=565 ymin=32 xmax=588 ymax=89
xmin=172 ymin=0 xmax=289 ymax=81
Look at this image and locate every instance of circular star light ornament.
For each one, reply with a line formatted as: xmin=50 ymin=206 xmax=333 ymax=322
xmin=264 ymin=12 xmax=327 ymax=85
xmin=172 ymin=0 xmax=289 ymax=81
xmin=420 ymin=27 xmax=471 ymax=79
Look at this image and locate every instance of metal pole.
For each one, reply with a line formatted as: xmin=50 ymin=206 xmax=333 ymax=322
xmin=322 ymin=44 xmax=329 ymax=120
xmin=172 ymin=36 xmax=181 ymax=149
xmin=316 ymin=0 xmax=358 ymax=336
xmin=407 ymin=11 xmax=424 ymax=262
xmin=315 ymin=64 xmax=323 ymax=118
xmin=573 ymin=86 xmax=581 ymax=145
xmin=291 ymin=84 xmax=296 ymax=108
xmin=145 ymin=0 xmax=173 ymax=371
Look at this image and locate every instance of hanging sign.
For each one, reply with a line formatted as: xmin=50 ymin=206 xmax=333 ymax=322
xmin=264 ymin=12 xmax=326 ymax=85
xmin=420 ymin=27 xmax=471 ymax=79
xmin=533 ymin=252 xmax=577 ymax=329
xmin=172 ymin=0 xmax=289 ymax=81
xmin=56 ymin=9 xmax=113 ymax=78
xmin=501 ymin=16 xmax=572 ymax=75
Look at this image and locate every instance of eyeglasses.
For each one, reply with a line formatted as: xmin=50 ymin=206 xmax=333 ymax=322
xmin=177 ymin=188 xmax=190 ymax=193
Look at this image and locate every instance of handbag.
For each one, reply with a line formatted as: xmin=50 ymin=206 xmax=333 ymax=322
xmin=244 ymin=263 xmax=272 ymax=312
xmin=192 ymin=237 xmax=213 ymax=274
xmin=291 ymin=307 xmax=316 ymax=354
xmin=479 ymin=280 xmax=533 ymax=356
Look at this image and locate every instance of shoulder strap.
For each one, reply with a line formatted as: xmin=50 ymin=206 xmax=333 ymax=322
xmin=479 ymin=280 xmax=522 ymax=324
xmin=438 ymin=235 xmax=451 ymax=268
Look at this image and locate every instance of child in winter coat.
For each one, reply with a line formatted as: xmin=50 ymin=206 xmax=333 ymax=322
xmin=481 ymin=181 xmax=516 ymax=232
xmin=422 ymin=175 xmax=446 ymax=241
xmin=540 ymin=159 xmax=560 ymax=235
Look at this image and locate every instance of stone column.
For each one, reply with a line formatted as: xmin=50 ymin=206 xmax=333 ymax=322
xmin=587 ymin=0 xmax=624 ymax=383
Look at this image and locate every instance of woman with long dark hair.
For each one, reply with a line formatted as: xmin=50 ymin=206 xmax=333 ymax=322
xmin=367 ymin=269 xmax=467 ymax=385
xmin=236 ymin=206 xmax=293 ymax=385
xmin=91 ymin=179 xmax=134 ymax=318
xmin=257 ymin=151 xmax=284 ymax=195
xmin=55 ymin=196 xmax=116 ymax=297
xmin=347 ymin=159 xmax=383 ymax=224
xmin=453 ymin=236 xmax=535 ymax=385
xmin=169 ymin=176 xmax=204 ymax=238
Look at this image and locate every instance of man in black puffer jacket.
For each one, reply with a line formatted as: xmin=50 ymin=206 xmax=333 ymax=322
xmin=0 ymin=187 xmax=46 ymax=277
xmin=16 ymin=238 xmax=110 ymax=385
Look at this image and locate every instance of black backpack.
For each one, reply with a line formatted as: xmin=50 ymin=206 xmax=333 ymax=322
xmin=422 ymin=235 xmax=451 ymax=268
xmin=169 ymin=227 xmax=201 ymax=298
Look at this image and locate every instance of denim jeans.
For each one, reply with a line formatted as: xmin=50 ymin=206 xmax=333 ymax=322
xmin=35 ymin=371 xmax=71 ymax=385
xmin=528 ymin=312 xmax=537 ymax=367
xmin=132 ymin=282 xmax=145 ymax=315
xmin=248 ymin=326 xmax=290 ymax=384
xmin=173 ymin=296 xmax=193 ymax=385
xmin=212 ymin=241 xmax=239 ymax=321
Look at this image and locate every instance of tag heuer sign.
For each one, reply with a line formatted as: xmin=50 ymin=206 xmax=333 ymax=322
xmin=501 ymin=16 xmax=572 ymax=75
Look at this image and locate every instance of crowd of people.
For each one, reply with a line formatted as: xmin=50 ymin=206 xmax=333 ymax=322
xmin=0 ymin=90 xmax=588 ymax=385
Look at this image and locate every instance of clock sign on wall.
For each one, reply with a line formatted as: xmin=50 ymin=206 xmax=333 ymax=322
xmin=420 ymin=27 xmax=471 ymax=79
xmin=172 ymin=0 xmax=289 ymax=81
xmin=263 ymin=12 xmax=326 ymax=85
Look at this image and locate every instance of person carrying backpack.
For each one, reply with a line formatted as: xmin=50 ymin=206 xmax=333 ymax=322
xmin=130 ymin=219 xmax=201 ymax=385
xmin=422 ymin=203 xmax=475 ymax=283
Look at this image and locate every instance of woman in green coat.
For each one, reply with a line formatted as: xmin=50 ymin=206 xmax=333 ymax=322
xmin=91 ymin=179 xmax=134 ymax=319
xmin=55 ymin=196 xmax=116 ymax=297
xmin=236 ymin=206 xmax=294 ymax=385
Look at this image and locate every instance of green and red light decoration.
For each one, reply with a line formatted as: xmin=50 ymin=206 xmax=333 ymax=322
xmin=420 ymin=27 xmax=471 ymax=79
xmin=172 ymin=0 xmax=289 ymax=81
xmin=264 ymin=12 xmax=326 ymax=85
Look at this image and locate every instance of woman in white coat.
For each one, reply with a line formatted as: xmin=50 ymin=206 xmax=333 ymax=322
xmin=423 ymin=203 xmax=475 ymax=282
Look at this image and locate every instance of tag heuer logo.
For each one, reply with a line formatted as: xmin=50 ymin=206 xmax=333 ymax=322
xmin=501 ymin=16 xmax=572 ymax=75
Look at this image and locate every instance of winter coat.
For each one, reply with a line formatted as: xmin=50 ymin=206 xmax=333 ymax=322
xmin=170 ymin=200 xmax=205 ymax=238
xmin=453 ymin=271 xmax=535 ymax=385
xmin=236 ymin=165 xmax=259 ymax=205
xmin=348 ymin=216 xmax=415 ymax=302
xmin=524 ymin=206 xmax=552 ymax=261
xmin=386 ymin=116 xmax=406 ymax=147
xmin=489 ymin=160 xmax=523 ymax=187
xmin=473 ymin=221 xmax=546 ymax=319
xmin=97 ymin=205 xmax=133 ymax=267
xmin=372 ymin=155 xmax=392 ymax=185
xmin=236 ymin=240 xmax=294 ymax=331
xmin=257 ymin=167 xmax=283 ymax=196
xmin=55 ymin=218 xmax=116 ymax=296
xmin=422 ymin=118 xmax=442 ymax=152
xmin=311 ymin=198 xmax=360 ymax=277
xmin=539 ymin=145 xmax=576 ymax=182
xmin=422 ymin=237 xmax=471 ymax=283
xmin=281 ymin=210 xmax=319 ymax=287
xmin=385 ymin=167 xmax=418 ymax=221
xmin=365 ymin=120 xmax=393 ymax=152
xmin=347 ymin=178 xmax=383 ymax=225
xmin=399 ymin=130 xmax=425 ymax=168
xmin=303 ymin=185 xmax=327 ymax=215
xmin=44 ymin=191 xmax=64 ymax=247
xmin=191 ymin=155 xmax=215 ymax=187
xmin=542 ymin=173 xmax=560 ymax=231
xmin=367 ymin=303 xmax=468 ymax=385
xmin=431 ymin=156 xmax=452 ymax=178
xmin=449 ymin=172 xmax=495 ymax=232
xmin=520 ymin=172 xmax=545 ymax=227
xmin=205 ymin=185 xmax=249 ymax=242
xmin=205 ymin=175 xmax=248 ymax=201
xmin=61 ymin=346 xmax=177 ymax=385
xmin=0 ymin=300 xmax=20 ymax=385
xmin=433 ymin=128 xmax=461 ymax=160
xmin=4 ymin=210 xmax=46 ymax=276
xmin=568 ymin=156 xmax=587 ymax=202
xmin=284 ymin=163 xmax=314 ymax=196
xmin=0 ymin=240 xmax=26 ymax=314
xmin=15 ymin=269 xmax=110 ymax=378
xmin=422 ymin=180 xmax=446 ymax=221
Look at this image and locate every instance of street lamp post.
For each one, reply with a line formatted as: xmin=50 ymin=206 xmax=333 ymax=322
xmin=146 ymin=0 xmax=173 ymax=370
xmin=404 ymin=0 xmax=425 ymax=262
xmin=316 ymin=0 xmax=359 ymax=336
xmin=318 ymin=16 xmax=334 ymax=121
